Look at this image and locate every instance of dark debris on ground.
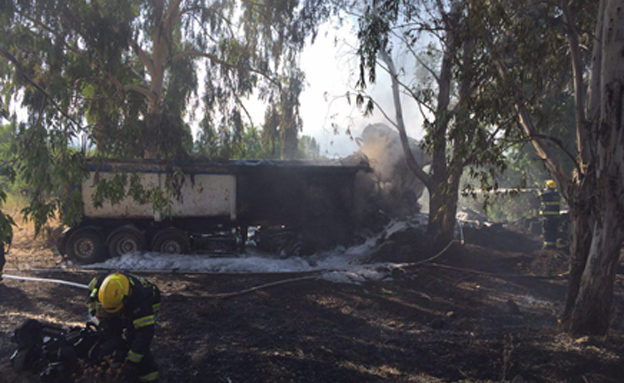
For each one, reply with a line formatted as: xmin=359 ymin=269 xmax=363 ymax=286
xmin=1 ymin=225 xmax=623 ymax=383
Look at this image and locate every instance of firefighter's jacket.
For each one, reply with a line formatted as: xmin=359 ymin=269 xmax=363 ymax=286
xmin=88 ymin=273 xmax=161 ymax=365
xmin=539 ymin=189 xmax=560 ymax=217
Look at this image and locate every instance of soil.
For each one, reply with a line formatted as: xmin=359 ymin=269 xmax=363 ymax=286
xmin=1 ymin=221 xmax=623 ymax=383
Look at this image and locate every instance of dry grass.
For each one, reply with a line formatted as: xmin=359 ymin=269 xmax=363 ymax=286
xmin=2 ymin=192 xmax=64 ymax=270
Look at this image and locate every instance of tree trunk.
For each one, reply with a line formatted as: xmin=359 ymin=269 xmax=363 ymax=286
xmin=281 ymin=123 xmax=298 ymax=159
xmin=143 ymin=0 xmax=170 ymax=159
xmin=427 ymin=3 xmax=458 ymax=243
xmin=567 ymin=0 xmax=624 ymax=335
xmin=431 ymin=172 xmax=461 ymax=246
xmin=569 ymin=189 xmax=622 ymax=335
xmin=561 ymin=177 xmax=593 ymax=328
xmin=559 ymin=0 xmax=604 ymax=331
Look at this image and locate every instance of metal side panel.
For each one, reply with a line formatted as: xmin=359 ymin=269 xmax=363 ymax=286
xmin=171 ymin=174 xmax=236 ymax=219
xmin=82 ymin=172 xmax=157 ymax=219
xmin=82 ymin=172 xmax=237 ymax=220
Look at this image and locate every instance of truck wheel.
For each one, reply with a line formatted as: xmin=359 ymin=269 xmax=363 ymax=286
xmin=279 ymin=237 xmax=304 ymax=258
xmin=67 ymin=229 xmax=105 ymax=264
xmin=152 ymin=229 xmax=190 ymax=254
xmin=108 ymin=228 xmax=144 ymax=258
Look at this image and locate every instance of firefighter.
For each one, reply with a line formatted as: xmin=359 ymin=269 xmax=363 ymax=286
xmin=0 ymin=211 xmax=12 ymax=283
xmin=89 ymin=272 xmax=161 ymax=382
xmin=0 ymin=244 xmax=5 ymax=282
xmin=539 ymin=180 xmax=560 ymax=249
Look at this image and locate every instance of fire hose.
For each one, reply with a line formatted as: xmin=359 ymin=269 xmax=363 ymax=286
xmin=2 ymin=274 xmax=89 ymax=289
xmin=0 ymin=241 xmax=458 ymax=298
xmin=0 ymin=240 xmax=566 ymax=299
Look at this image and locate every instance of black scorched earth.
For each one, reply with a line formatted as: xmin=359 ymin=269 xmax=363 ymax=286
xmin=1 ymin=222 xmax=624 ymax=383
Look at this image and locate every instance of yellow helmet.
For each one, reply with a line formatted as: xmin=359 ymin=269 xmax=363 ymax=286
xmin=546 ymin=180 xmax=557 ymax=189
xmin=98 ymin=273 xmax=130 ymax=314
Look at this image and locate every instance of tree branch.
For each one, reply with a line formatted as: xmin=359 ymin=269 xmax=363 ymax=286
xmin=379 ymin=49 xmax=433 ymax=190
xmin=233 ymin=93 xmax=255 ymax=128
xmin=560 ymin=0 xmax=589 ymax=165
xmin=511 ymin=90 xmax=571 ymax=199
xmin=128 ymin=37 xmax=155 ymax=75
xmin=186 ymin=7 xmax=235 ymax=39
xmin=164 ymin=0 xmax=182 ymax=31
xmin=0 ymin=46 xmax=82 ymax=129
xmin=461 ymin=122 xmax=506 ymax=168
xmin=172 ymin=49 xmax=281 ymax=89
xmin=361 ymin=94 xmax=399 ymax=129
xmin=123 ymin=84 xmax=156 ymax=103
xmin=391 ymin=30 xmax=440 ymax=84
xmin=486 ymin=29 xmax=571 ymax=199
xmin=527 ymin=132 xmax=582 ymax=174
xmin=376 ymin=61 xmax=436 ymax=115
xmin=16 ymin=8 xmax=144 ymax=102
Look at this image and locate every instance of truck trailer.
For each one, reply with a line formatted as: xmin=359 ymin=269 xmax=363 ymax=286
xmin=57 ymin=158 xmax=369 ymax=264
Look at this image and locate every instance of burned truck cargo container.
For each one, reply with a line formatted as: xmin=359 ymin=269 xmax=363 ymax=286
xmin=57 ymin=159 xmax=369 ymax=263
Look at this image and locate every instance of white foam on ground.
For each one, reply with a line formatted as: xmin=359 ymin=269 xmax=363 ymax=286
xmin=83 ymin=219 xmax=426 ymax=284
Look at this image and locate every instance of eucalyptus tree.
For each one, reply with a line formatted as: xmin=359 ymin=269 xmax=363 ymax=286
xmin=544 ymin=0 xmax=624 ymax=336
xmin=0 ymin=0 xmax=306 ymax=158
xmin=300 ymin=0 xmax=621 ymax=335
xmin=298 ymin=0 xmax=512 ymax=246
xmin=472 ymin=0 xmax=623 ymax=335
xmin=0 ymin=0 xmax=308 ymax=233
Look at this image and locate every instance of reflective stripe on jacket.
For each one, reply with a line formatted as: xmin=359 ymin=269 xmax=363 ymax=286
xmin=539 ymin=190 xmax=560 ymax=216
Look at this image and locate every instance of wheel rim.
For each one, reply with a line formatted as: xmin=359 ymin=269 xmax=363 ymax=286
xmin=116 ymin=237 xmax=139 ymax=255
xmin=161 ymin=239 xmax=182 ymax=254
xmin=73 ymin=238 xmax=95 ymax=259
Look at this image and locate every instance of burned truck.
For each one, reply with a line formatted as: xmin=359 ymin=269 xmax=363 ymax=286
xmin=57 ymin=158 xmax=369 ymax=263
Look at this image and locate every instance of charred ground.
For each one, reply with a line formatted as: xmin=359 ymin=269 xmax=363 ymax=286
xmin=1 ymin=222 xmax=623 ymax=383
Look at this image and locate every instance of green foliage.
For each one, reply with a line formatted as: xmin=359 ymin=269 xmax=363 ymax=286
xmin=261 ymin=105 xmax=282 ymax=158
xmin=0 ymin=166 xmax=15 ymax=247
xmin=13 ymin=122 xmax=89 ymax=234
xmin=297 ymin=135 xmax=321 ymax=159
xmin=0 ymin=0 xmax=305 ymax=159
xmin=195 ymin=121 xmax=321 ymax=160
xmin=195 ymin=121 xmax=265 ymax=160
xmin=454 ymin=0 xmax=590 ymax=220
xmin=90 ymin=166 xmax=185 ymax=219
xmin=278 ymin=68 xmax=304 ymax=159
xmin=0 ymin=0 xmax=312 ymax=232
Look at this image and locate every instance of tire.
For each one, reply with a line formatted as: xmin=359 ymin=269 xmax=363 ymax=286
xmin=279 ymin=237 xmax=304 ymax=258
xmin=107 ymin=228 xmax=144 ymax=258
xmin=67 ymin=228 xmax=106 ymax=264
xmin=152 ymin=229 xmax=190 ymax=254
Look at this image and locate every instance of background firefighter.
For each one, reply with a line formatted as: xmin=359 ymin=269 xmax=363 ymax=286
xmin=0 ymin=243 xmax=4 ymax=282
xmin=539 ymin=180 xmax=560 ymax=249
xmin=0 ymin=211 xmax=13 ymax=283
xmin=89 ymin=272 xmax=161 ymax=382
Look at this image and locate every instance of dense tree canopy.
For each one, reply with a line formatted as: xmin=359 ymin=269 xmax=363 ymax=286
xmin=0 ymin=0 xmax=308 ymax=158
xmin=0 ymin=0 xmax=314 ymax=232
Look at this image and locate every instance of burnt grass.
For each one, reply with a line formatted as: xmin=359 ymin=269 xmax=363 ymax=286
xmin=1 ymin=226 xmax=624 ymax=383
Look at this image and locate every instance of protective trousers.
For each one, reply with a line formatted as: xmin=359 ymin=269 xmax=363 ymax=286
xmin=135 ymin=351 xmax=159 ymax=382
xmin=0 ymin=245 xmax=5 ymax=280
xmin=543 ymin=217 xmax=558 ymax=249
